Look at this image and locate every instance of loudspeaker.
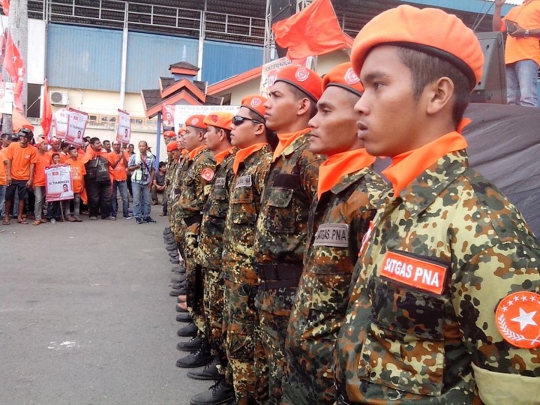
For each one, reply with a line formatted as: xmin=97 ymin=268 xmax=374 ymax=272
xmin=471 ymin=32 xmax=507 ymax=104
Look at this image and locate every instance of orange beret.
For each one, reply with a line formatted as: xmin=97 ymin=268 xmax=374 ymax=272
xmin=323 ymin=62 xmax=364 ymax=97
xmin=351 ymin=5 xmax=484 ymax=91
xmin=241 ymin=95 xmax=267 ymax=120
xmin=273 ymin=65 xmax=323 ymax=102
xmin=163 ymin=130 xmax=176 ymax=138
xmin=185 ymin=114 xmax=207 ymax=130
xmin=203 ymin=112 xmax=234 ymax=131
xmin=166 ymin=141 xmax=179 ymax=152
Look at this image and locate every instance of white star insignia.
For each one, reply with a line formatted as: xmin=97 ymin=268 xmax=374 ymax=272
xmin=511 ymin=308 xmax=538 ymax=331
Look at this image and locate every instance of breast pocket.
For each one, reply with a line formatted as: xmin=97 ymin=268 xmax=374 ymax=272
xmin=230 ymin=187 xmax=256 ymax=225
xmin=208 ymin=187 xmax=228 ymax=218
xmin=357 ymin=279 xmax=446 ymax=396
xmin=266 ymin=188 xmax=296 ymax=233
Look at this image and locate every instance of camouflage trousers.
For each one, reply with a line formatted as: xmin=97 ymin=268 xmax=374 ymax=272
xmin=256 ymin=288 xmax=297 ymax=405
xmin=224 ymin=279 xmax=267 ymax=405
xmin=182 ymin=224 xmax=205 ymax=334
xmin=203 ymin=267 xmax=228 ymax=375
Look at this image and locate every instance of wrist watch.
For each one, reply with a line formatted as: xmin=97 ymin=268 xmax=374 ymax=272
xmin=525 ymin=29 xmax=530 ymax=38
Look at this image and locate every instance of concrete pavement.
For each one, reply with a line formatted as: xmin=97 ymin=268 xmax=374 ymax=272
xmin=0 ymin=214 xmax=210 ymax=405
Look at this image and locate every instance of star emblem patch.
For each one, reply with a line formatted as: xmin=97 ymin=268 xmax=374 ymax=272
xmin=496 ymin=291 xmax=540 ymax=349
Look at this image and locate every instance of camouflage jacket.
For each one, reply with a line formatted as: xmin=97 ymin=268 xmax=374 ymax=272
xmin=335 ymin=151 xmax=540 ymax=404
xmin=177 ymin=148 xmax=215 ymax=220
xmin=196 ymin=149 xmax=237 ymax=270
xmin=222 ymin=144 xmax=273 ymax=285
xmin=283 ymin=168 xmax=387 ymax=405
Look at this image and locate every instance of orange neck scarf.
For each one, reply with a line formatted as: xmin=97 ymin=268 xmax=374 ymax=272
xmin=233 ymin=143 xmax=267 ymax=174
xmin=272 ymin=128 xmax=310 ymax=161
xmin=188 ymin=145 xmax=206 ymax=161
xmin=317 ymin=149 xmax=376 ymax=200
xmin=382 ymin=131 xmax=468 ymax=196
xmin=214 ymin=148 xmax=233 ymax=165
xmin=83 ymin=147 xmax=108 ymax=163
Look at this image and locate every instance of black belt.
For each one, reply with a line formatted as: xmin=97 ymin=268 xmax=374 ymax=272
xmin=255 ymin=262 xmax=303 ymax=290
xmin=184 ymin=214 xmax=203 ymax=227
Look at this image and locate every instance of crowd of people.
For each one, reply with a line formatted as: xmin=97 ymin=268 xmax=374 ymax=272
xmin=161 ymin=5 xmax=539 ymax=405
xmin=0 ymin=133 xmax=169 ymax=227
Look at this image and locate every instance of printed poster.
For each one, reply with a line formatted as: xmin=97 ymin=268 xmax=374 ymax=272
xmin=260 ymin=56 xmax=314 ymax=97
xmin=45 ymin=164 xmax=74 ymax=202
xmin=117 ymin=109 xmax=131 ymax=145
xmin=53 ymin=108 xmax=69 ymax=140
xmin=65 ymin=108 xmax=88 ymax=147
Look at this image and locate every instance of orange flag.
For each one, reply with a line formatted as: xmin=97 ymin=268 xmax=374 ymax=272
xmin=272 ymin=0 xmax=348 ymax=60
xmin=41 ymin=79 xmax=53 ymax=141
xmin=1 ymin=0 xmax=9 ymax=17
xmin=12 ymin=108 xmax=34 ymax=133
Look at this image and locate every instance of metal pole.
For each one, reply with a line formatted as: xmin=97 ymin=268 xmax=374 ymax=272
xmin=197 ymin=0 xmax=207 ymax=81
xmin=119 ymin=1 xmax=129 ymax=109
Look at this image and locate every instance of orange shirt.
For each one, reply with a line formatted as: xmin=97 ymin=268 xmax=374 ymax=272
xmin=33 ymin=152 xmax=52 ymax=187
xmin=5 ymin=142 xmax=38 ymax=181
xmin=66 ymin=157 xmax=87 ymax=193
xmin=109 ymin=151 xmax=128 ymax=181
xmin=0 ymin=148 xmax=7 ymax=186
xmin=501 ymin=0 xmax=540 ymax=65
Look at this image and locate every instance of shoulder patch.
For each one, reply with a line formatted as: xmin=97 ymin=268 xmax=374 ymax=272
xmin=201 ymin=167 xmax=215 ymax=181
xmin=496 ymin=291 xmax=540 ymax=349
xmin=314 ymin=224 xmax=349 ymax=247
xmin=380 ymin=251 xmax=447 ymax=295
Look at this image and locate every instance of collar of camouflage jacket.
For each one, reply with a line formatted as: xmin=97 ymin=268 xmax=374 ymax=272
xmin=272 ymin=128 xmax=310 ymax=161
xmin=382 ymin=131 xmax=468 ymax=197
xmin=233 ymin=143 xmax=268 ymax=174
xmin=317 ymin=148 xmax=376 ymax=200
xmin=188 ymin=145 xmax=206 ymax=161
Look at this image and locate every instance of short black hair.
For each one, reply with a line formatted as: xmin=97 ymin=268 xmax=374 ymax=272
xmin=90 ymin=137 xmax=100 ymax=145
xmin=158 ymin=161 xmax=166 ymax=168
xmin=68 ymin=146 xmax=77 ymax=153
xmin=245 ymin=108 xmax=278 ymax=151
xmin=285 ymin=83 xmax=318 ymax=119
xmin=396 ymin=47 xmax=470 ymax=129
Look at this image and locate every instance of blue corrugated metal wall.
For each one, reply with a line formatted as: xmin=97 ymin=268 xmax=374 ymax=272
xmin=47 ymin=24 xmax=123 ymax=91
xmin=404 ymin=0 xmax=514 ymax=14
xmin=201 ymin=41 xmax=263 ymax=84
xmin=125 ymin=31 xmax=199 ymax=93
xmin=47 ymin=24 xmax=263 ymax=92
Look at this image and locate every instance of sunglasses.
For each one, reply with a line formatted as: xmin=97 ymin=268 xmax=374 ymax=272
xmin=232 ymin=116 xmax=261 ymax=126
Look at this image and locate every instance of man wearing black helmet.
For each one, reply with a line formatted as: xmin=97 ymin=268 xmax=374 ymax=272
xmin=3 ymin=128 xmax=38 ymax=225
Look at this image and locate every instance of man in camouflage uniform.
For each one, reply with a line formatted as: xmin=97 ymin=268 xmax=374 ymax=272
xmin=222 ymin=95 xmax=277 ymax=405
xmin=335 ymin=6 xmax=540 ymax=404
xmin=253 ymin=65 xmax=324 ymax=404
xmin=175 ymin=115 xmax=216 ymax=368
xmin=281 ymin=63 xmax=387 ymax=405
xmin=189 ymin=111 xmax=237 ymax=405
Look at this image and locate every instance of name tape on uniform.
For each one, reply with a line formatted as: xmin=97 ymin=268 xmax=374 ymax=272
xmin=314 ymin=224 xmax=349 ymax=247
xmin=215 ymin=177 xmax=226 ymax=187
xmin=381 ymin=251 xmax=447 ymax=295
xmin=236 ymin=175 xmax=252 ymax=188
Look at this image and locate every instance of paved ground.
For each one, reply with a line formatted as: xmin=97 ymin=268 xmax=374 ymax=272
xmin=0 ymin=213 xmax=211 ymax=405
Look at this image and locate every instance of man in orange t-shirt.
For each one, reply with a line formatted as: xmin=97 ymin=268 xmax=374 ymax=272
xmin=4 ymin=128 xmax=38 ymax=225
xmin=0 ymin=134 xmax=12 ymax=219
xmin=493 ymin=0 xmax=540 ymax=106
xmin=31 ymin=140 xmax=51 ymax=225
xmin=109 ymin=140 xmax=130 ymax=219
xmin=65 ymin=146 xmax=86 ymax=222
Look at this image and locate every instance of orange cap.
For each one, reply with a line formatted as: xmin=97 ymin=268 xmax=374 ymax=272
xmin=163 ymin=130 xmax=176 ymax=138
xmin=166 ymin=141 xmax=179 ymax=152
xmin=351 ymin=5 xmax=484 ymax=90
xmin=185 ymin=114 xmax=207 ymax=130
xmin=203 ymin=112 xmax=234 ymax=131
xmin=322 ymin=62 xmax=364 ymax=97
xmin=273 ymin=65 xmax=323 ymax=102
xmin=241 ymin=95 xmax=267 ymax=121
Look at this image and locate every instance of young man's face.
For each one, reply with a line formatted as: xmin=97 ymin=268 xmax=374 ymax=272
xmin=183 ymin=126 xmax=203 ymax=151
xmin=355 ymin=45 xmax=424 ymax=158
xmin=51 ymin=140 xmax=61 ymax=151
xmin=264 ymin=82 xmax=305 ymax=133
xmin=230 ymin=107 xmax=261 ymax=149
xmin=103 ymin=140 xmax=111 ymax=151
xmin=52 ymin=155 xmax=61 ymax=164
xmin=138 ymin=142 xmax=148 ymax=154
xmin=204 ymin=126 xmax=222 ymax=152
xmin=91 ymin=140 xmax=102 ymax=151
xmin=309 ymin=86 xmax=363 ymax=156
xmin=39 ymin=142 xmax=49 ymax=153
xmin=69 ymin=149 xmax=78 ymax=159
xmin=112 ymin=142 xmax=121 ymax=152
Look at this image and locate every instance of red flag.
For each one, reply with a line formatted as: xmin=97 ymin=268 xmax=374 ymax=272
xmin=12 ymin=108 xmax=34 ymax=133
xmin=272 ymin=0 xmax=348 ymax=60
xmin=4 ymin=32 xmax=26 ymax=111
xmin=41 ymin=79 xmax=53 ymax=140
xmin=1 ymin=0 xmax=9 ymax=16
